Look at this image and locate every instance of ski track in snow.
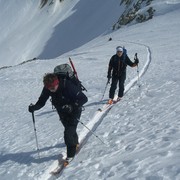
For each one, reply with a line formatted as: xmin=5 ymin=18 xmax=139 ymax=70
xmin=1 ymin=2 xmax=180 ymax=180
xmin=39 ymin=41 xmax=151 ymax=180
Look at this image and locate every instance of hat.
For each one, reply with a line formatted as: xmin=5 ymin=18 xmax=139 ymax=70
xmin=116 ymin=46 xmax=123 ymax=52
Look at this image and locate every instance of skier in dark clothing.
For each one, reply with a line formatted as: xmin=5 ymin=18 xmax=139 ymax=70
xmin=28 ymin=73 xmax=88 ymax=163
xmin=107 ymin=46 xmax=139 ymax=104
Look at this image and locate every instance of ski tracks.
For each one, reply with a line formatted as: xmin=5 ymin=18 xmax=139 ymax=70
xmin=79 ymin=42 xmax=151 ymax=147
xmin=40 ymin=42 xmax=152 ymax=179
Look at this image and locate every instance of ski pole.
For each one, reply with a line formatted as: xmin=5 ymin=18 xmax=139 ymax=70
xmin=31 ymin=110 xmax=40 ymax=159
xmin=100 ymin=79 xmax=109 ymax=101
xmin=77 ymin=119 xmax=107 ymax=146
xmin=69 ymin=57 xmax=87 ymax=91
xmin=134 ymin=53 xmax=140 ymax=88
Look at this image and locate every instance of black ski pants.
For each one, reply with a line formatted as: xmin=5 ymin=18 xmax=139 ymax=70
xmin=109 ymin=72 xmax=126 ymax=99
xmin=59 ymin=111 xmax=81 ymax=158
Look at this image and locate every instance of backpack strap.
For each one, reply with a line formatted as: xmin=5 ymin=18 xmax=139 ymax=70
xmin=56 ymin=75 xmax=66 ymax=90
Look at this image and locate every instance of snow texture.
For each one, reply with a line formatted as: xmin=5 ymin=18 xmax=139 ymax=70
xmin=0 ymin=0 xmax=180 ymax=180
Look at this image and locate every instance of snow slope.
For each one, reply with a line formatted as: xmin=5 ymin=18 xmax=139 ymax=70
xmin=0 ymin=0 xmax=79 ymax=67
xmin=0 ymin=0 xmax=122 ymax=67
xmin=0 ymin=0 xmax=180 ymax=180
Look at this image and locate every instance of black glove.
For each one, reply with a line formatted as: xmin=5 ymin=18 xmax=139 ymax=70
xmin=28 ymin=104 xmax=36 ymax=113
xmin=61 ymin=104 xmax=73 ymax=113
xmin=134 ymin=58 xmax=139 ymax=65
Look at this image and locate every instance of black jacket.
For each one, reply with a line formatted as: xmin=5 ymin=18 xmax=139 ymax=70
xmin=33 ymin=78 xmax=88 ymax=117
xmin=108 ymin=54 xmax=135 ymax=77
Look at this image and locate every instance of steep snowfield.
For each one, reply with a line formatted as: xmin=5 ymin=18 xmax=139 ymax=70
xmin=0 ymin=0 xmax=122 ymax=67
xmin=0 ymin=0 xmax=180 ymax=180
xmin=0 ymin=0 xmax=81 ymax=67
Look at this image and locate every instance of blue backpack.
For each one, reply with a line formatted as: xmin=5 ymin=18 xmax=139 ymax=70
xmin=122 ymin=46 xmax=127 ymax=63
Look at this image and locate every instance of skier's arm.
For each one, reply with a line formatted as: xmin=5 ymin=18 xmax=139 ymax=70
xmin=125 ymin=55 xmax=138 ymax=67
xmin=33 ymin=87 xmax=50 ymax=111
xmin=107 ymin=57 xmax=113 ymax=78
xmin=74 ymin=90 xmax=88 ymax=107
xmin=67 ymin=81 xmax=88 ymax=107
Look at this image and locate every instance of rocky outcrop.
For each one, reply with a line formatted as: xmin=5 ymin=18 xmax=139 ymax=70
xmin=113 ymin=0 xmax=155 ymax=30
xmin=40 ymin=0 xmax=63 ymax=8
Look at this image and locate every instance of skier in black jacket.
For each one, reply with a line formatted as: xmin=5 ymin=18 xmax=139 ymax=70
xmin=107 ymin=46 xmax=139 ymax=104
xmin=28 ymin=73 xmax=88 ymax=163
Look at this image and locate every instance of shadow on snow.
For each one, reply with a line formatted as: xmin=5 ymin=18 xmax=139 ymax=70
xmin=0 ymin=143 xmax=65 ymax=165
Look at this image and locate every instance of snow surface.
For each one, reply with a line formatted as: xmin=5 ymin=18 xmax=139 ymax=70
xmin=0 ymin=0 xmax=180 ymax=180
xmin=0 ymin=0 xmax=122 ymax=67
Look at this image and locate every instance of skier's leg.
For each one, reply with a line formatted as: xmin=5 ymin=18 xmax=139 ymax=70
xmin=118 ymin=72 xmax=126 ymax=98
xmin=64 ymin=126 xmax=78 ymax=157
xmin=61 ymin=112 xmax=81 ymax=158
xmin=109 ymin=77 xmax=118 ymax=99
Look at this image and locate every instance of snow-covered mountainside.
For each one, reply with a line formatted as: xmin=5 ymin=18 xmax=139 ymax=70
xmin=0 ymin=0 xmax=180 ymax=180
xmin=0 ymin=0 xmax=122 ymax=67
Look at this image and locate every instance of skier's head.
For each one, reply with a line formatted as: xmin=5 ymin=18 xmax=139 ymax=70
xmin=43 ymin=73 xmax=59 ymax=92
xmin=116 ymin=46 xmax=123 ymax=57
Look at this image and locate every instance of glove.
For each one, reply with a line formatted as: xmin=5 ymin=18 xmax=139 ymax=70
xmin=134 ymin=58 xmax=139 ymax=64
xmin=61 ymin=104 xmax=73 ymax=113
xmin=28 ymin=104 xmax=36 ymax=113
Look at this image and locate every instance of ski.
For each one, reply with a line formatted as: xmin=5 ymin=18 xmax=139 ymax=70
xmin=50 ymin=158 xmax=66 ymax=175
xmin=50 ymin=144 xmax=80 ymax=175
xmin=50 ymin=157 xmax=75 ymax=175
xmin=98 ymin=96 xmax=120 ymax=112
xmin=98 ymin=103 xmax=113 ymax=112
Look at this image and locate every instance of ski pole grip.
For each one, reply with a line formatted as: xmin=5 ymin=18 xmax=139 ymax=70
xmin=134 ymin=53 xmax=138 ymax=60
